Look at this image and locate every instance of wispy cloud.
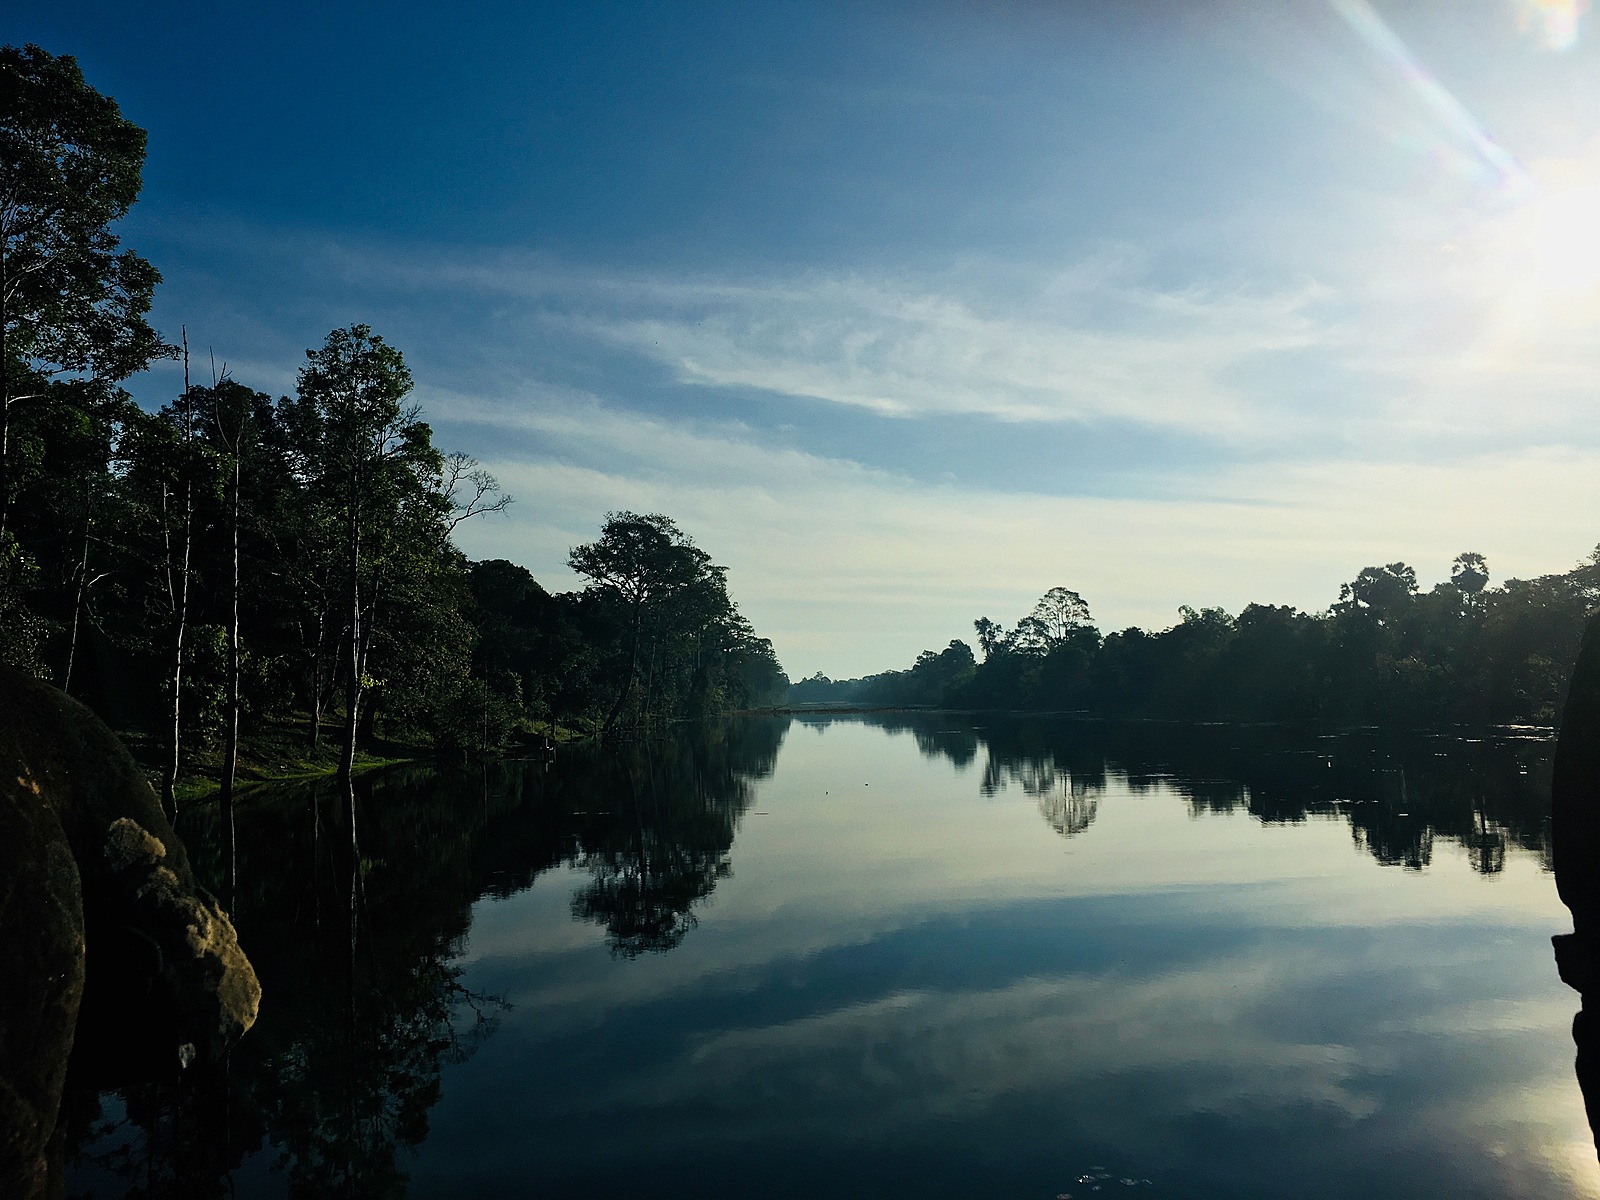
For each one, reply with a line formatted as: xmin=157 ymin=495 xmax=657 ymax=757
xmin=557 ymin=270 xmax=1336 ymax=434
xmin=440 ymin=388 xmax=1600 ymax=676
xmin=131 ymin=218 xmax=1600 ymax=676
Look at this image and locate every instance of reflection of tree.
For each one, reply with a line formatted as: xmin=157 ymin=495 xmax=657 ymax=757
xmin=858 ymin=711 xmax=1553 ymax=875
xmin=1038 ymin=786 xmax=1099 ymax=839
xmin=59 ymin=1061 xmax=259 ymax=1200
xmin=568 ymin=722 xmax=780 ymax=957
xmin=572 ymin=838 xmax=729 ymax=956
xmin=64 ymin=716 xmax=791 ymax=1194
xmin=256 ymin=951 xmax=503 ymax=1199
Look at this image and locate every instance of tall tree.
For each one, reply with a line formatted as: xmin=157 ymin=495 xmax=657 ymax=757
xmin=118 ymin=340 xmax=220 ymax=812
xmin=569 ymin=512 xmax=716 ymax=734
xmin=282 ymin=325 xmax=429 ymax=793
xmin=0 ymin=44 xmax=169 ymax=538
xmin=200 ymin=375 xmax=275 ymax=904
xmin=1451 ymin=551 xmax=1490 ymax=600
xmin=1015 ymin=586 xmax=1094 ymax=653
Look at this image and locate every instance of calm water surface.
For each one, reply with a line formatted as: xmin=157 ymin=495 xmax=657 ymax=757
xmin=65 ymin=714 xmax=1598 ymax=1198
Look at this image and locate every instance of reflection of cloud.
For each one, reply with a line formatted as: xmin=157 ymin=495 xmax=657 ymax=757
xmin=600 ymin=958 xmax=1381 ymax=1133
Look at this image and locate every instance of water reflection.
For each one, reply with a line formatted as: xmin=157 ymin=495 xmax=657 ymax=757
xmin=61 ymin=712 xmax=1583 ymax=1198
xmin=853 ymin=711 xmax=1550 ymax=873
xmin=567 ymin=730 xmax=774 ymax=957
xmin=64 ymin=717 xmax=789 ymax=1197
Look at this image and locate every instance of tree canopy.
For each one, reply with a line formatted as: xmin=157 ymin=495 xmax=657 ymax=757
xmin=1 ymin=43 xmax=169 ymax=535
xmin=798 ymin=555 xmax=1599 ymax=728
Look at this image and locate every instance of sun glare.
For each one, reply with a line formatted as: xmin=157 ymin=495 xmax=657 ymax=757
xmin=1516 ymin=183 xmax=1600 ymax=290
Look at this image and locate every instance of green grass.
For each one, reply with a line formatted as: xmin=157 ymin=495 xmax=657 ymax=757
xmin=152 ymin=710 xmax=592 ymax=802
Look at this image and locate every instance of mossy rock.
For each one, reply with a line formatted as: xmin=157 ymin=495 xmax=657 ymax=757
xmin=0 ymin=668 xmax=261 ymax=1197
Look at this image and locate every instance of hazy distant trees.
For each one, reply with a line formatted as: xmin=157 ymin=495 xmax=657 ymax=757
xmin=1451 ymin=551 xmax=1489 ymax=598
xmin=800 ymin=552 xmax=1600 ymax=728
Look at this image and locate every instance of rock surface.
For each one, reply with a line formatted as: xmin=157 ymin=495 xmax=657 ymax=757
xmin=1552 ymin=612 xmax=1600 ymax=1159
xmin=0 ymin=667 xmax=261 ymax=1198
xmin=0 ymin=726 xmax=85 ymax=1200
xmin=1555 ymin=613 xmax=1600 ymax=941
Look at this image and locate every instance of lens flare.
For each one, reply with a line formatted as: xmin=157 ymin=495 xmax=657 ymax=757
xmin=1513 ymin=0 xmax=1590 ymax=50
xmin=1329 ymin=0 xmax=1533 ymax=197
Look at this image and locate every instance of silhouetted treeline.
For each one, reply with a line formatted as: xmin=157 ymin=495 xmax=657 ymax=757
xmin=793 ymin=555 xmax=1600 ymax=726
xmin=1 ymin=46 xmax=786 ymax=795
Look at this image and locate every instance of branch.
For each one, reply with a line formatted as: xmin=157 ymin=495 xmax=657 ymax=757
xmin=442 ymin=451 xmax=511 ymax=532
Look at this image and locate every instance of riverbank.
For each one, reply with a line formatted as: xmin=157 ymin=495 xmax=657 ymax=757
xmin=124 ymin=711 xmax=587 ymax=805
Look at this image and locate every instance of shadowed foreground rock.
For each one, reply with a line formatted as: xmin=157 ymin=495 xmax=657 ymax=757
xmin=1554 ymin=612 xmax=1600 ymax=1158
xmin=0 ymin=668 xmax=260 ymax=1199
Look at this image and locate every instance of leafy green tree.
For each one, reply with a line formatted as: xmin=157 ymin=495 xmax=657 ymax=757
xmin=0 ymin=44 xmax=170 ymax=538
xmin=1451 ymin=551 xmax=1489 ymax=598
xmin=281 ymin=325 xmax=436 ymax=790
xmin=568 ymin=512 xmax=716 ymax=733
xmin=1338 ymin=562 xmax=1418 ymax=624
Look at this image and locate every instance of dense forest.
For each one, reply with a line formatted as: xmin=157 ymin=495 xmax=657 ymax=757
xmin=0 ymin=45 xmax=789 ymax=802
xmin=793 ymin=554 xmax=1600 ymax=727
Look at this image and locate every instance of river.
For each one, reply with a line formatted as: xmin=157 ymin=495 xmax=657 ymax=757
xmin=63 ymin=712 xmax=1596 ymax=1198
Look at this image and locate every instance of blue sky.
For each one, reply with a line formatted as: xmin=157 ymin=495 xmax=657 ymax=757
xmin=15 ymin=0 xmax=1600 ymax=677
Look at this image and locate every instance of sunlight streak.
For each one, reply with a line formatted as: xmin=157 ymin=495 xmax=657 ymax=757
xmin=1329 ymin=0 xmax=1533 ymax=197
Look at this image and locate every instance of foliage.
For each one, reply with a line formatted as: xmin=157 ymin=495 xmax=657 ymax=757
xmin=797 ymin=550 xmax=1600 ymax=728
xmin=565 ymin=512 xmax=788 ymax=732
xmin=0 ymin=44 xmax=172 ymax=536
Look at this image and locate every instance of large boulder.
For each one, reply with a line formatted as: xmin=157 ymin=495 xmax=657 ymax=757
xmin=1555 ymin=613 xmax=1600 ymax=946
xmin=0 ymin=668 xmax=261 ymax=1197
xmin=1553 ymin=613 xmax=1600 ymax=1157
xmin=0 ymin=727 xmax=84 ymax=1200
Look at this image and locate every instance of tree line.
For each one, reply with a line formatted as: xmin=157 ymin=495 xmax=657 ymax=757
xmin=1 ymin=44 xmax=788 ymax=809
xmin=793 ymin=552 xmax=1600 ymax=726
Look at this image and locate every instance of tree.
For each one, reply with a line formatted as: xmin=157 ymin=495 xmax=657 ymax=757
xmin=1338 ymin=562 xmax=1418 ymax=623
xmin=282 ymin=325 xmax=432 ymax=793
xmin=568 ymin=512 xmax=715 ymax=733
xmin=973 ymin=616 xmax=1006 ymax=660
xmin=0 ymin=45 xmax=170 ymax=538
xmin=1451 ymin=551 xmax=1489 ymax=599
xmin=197 ymin=374 xmax=279 ymax=903
xmin=115 ymin=336 xmax=227 ymax=812
xmin=1026 ymin=586 xmax=1094 ymax=648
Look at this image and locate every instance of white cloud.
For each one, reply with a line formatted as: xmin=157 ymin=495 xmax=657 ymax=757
xmin=443 ymin=391 xmax=1600 ymax=678
xmin=556 ymin=270 xmax=1335 ymax=434
xmin=135 ymin=222 xmax=1600 ymax=678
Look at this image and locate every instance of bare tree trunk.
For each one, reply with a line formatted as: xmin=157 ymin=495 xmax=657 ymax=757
xmin=340 ymin=595 xmax=360 ymax=791
xmin=339 ymin=457 xmax=363 ymax=812
xmin=162 ymin=331 xmax=195 ymax=814
xmin=63 ymin=508 xmax=91 ymax=694
xmin=307 ymin=612 xmax=325 ymax=750
xmin=218 ymin=437 xmax=240 ymax=908
xmin=0 ymin=390 xmax=10 ymax=542
xmin=642 ymin=637 xmax=659 ymax=728
xmin=1 ymin=236 xmax=12 ymax=540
